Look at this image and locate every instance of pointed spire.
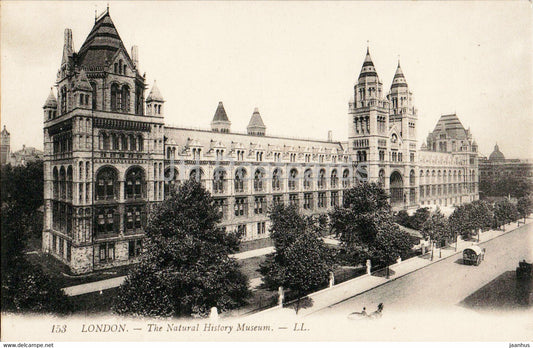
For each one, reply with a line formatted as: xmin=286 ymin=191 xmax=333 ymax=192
xmin=146 ymin=80 xmax=164 ymax=102
xmin=43 ymin=88 xmax=58 ymax=108
xmin=212 ymin=101 xmax=229 ymax=122
xmin=247 ymin=107 xmax=266 ymax=136
xmin=391 ymin=59 xmax=408 ymax=89
xmin=358 ymin=45 xmax=378 ymax=80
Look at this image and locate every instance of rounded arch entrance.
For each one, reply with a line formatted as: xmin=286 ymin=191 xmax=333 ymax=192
xmin=390 ymin=171 xmax=404 ymax=205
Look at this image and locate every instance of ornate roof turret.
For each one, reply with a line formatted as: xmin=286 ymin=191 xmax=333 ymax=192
xmin=358 ymin=45 xmax=379 ymax=81
xmin=212 ymin=101 xmax=229 ymax=122
xmin=211 ymin=101 xmax=231 ymax=133
xmin=73 ymin=70 xmax=92 ymax=92
xmin=146 ymin=81 xmax=164 ymax=102
xmin=391 ymin=60 xmax=408 ymax=89
xmin=43 ymin=88 xmax=58 ymax=108
xmin=247 ymin=107 xmax=266 ymax=136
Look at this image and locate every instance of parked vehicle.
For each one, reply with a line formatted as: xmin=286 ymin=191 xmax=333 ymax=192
xmin=463 ymin=245 xmax=486 ymax=266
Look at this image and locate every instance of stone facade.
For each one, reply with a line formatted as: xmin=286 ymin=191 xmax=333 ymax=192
xmin=42 ymin=9 xmax=478 ymax=274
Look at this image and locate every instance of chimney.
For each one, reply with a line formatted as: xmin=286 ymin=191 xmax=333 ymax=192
xmin=328 ymin=130 xmax=333 ymax=142
xmin=131 ymin=46 xmax=139 ymax=69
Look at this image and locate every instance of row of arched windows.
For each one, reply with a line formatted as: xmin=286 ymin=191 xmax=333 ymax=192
xmin=95 ymin=166 xmax=147 ymax=201
xmin=53 ymin=166 xmax=73 ymax=200
xmin=163 ymin=167 xmax=354 ymax=197
xmin=99 ymin=132 xmax=144 ymax=151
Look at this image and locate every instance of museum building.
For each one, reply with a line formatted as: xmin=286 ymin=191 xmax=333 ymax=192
xmin=42 ymin=9 xmax=479 ymax=274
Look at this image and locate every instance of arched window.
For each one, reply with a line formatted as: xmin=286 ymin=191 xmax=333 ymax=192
xmin=410 ymin=170 xmax=415 ymax=186
xmin=120 ymin=134 xmax=127 ymax=150
xmin=303 ymin=169 xmax=313 ymax=190
xmin=254 ymin=168 xmax=265 ymax=192
xmin=331 ymin=169 xmax=338 ymax=188
xmin=59 ymin=166 xmax=66 ymax=199
xmin=318 ymin=168 xmax=326 ymax=189
xmin=164 ymin=167 xmax=179 ymax=197
xmin=129 ymin=134 xmax=136 ymax=151
xmin=91 ymin=82 xmax=97 ymax=110
xmin=66 ymin=166 xmax=73 ymax=200
xmin=213 ymin=168 xmax=226 ymax=194
xmin=390 ymin=171 xmax=404 ymax=204
xmin=122 ymin=85 xmax=130 ymax=112
xmin=272 ymin=168 xmax=282 ymax=191
xmin=112 ymin=133 xmax=119 ymax=150
xmin=378 ymin=169 xmax=385 ymax=187
xmin=234 ymin=168 xmax=246 ymax=193
xmin=137 ymin=135 xmax=143 ymax=151
xmin=53 ymin=167 xmax=59 ymax=199
xmin=289 ymin=168 xmax=298 ymax=191
xmin=96 ymin=167 xmax=118 ymax=200
xmin=110 ymin=84 xmax=119 ymax=111
xmin=102 ymin=132 xmax=110 ymax=150
xmin=342 ymin=168 xmax=350 ymax=188
xmin=189 ymin=168 xmax=204 ymax=183
xmin=125 ymin=167 xmax=146 ymax=199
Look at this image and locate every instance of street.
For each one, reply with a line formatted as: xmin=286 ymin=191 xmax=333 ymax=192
xmin=312 ymin=223 xmax=533 ymax=316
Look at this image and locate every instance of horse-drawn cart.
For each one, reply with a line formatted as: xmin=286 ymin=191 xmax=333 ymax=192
xmin=463 ymin=245 xmax=486 ymax=266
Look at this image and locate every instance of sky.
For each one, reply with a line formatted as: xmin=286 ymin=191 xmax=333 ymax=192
xmin=1 ymin=1 xmax=532 ymax=159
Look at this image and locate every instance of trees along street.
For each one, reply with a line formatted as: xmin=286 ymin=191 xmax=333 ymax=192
xmin=421 ymin=209 xmax=450 ymax=260
xmin=259 ymin=204 xmax=334 ymax=313
xmin=113 ymin=180 xmax=250 ymax=317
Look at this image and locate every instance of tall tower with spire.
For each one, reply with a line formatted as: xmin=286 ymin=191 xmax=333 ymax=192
xmin=0 ymin=126 xmax=10 ymax=165
xmin=349 ymin=46 xmax=390 ymax=184
xmin=387 ymin=59 xmax=417 ymax=154
xmin=42 ymin=8 xmax=165 ymax=274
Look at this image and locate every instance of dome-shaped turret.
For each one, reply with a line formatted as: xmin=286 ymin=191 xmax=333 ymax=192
xmin=489 ymin=143 xmax=505 ymax=162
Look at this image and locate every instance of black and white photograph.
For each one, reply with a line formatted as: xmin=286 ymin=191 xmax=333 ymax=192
xmin=1 ymin=1 xmax=532 ymax=346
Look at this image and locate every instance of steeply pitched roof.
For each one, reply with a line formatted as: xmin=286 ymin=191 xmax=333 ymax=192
xmin=74 ymin=70 xmax=92 ymax=92
xmin=358 ymin=46 xmax=378 ymax=79
xmin=1 ymin=126 xmax=9 ymax=136
xmin=212 ymin=102 xmax=229 ymax=122
xmin=43 ymin=88 xmax=58 ymax=108
xmin=430 ymin=114 xmax=468 ymax=140
xmin=247 ymin=107 xmax=266 ymax=129
xmin=77 ymin=10 xmax=131 ymax=69
xmin=146 ymin=81 xmax=164 ymax=102
xmin=391 ymin=60 xmax=408 ymax=89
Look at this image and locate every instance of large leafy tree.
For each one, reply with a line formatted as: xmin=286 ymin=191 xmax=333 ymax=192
xmin=330 ymin=182 xmax=415 ymax=267
xmin=259 ymin=204 xmax=334 ymax=312
xmin=113 ymin=180 xmax=250 ymax=317
xmin=516 ymin=196 xmax=532 ymax=223
xmin=493 ymin=199 xmax=519 ymax=230
xmin=421 ymin=209 xmax=451 ymax=258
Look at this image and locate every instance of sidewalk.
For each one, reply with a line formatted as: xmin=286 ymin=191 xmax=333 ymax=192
xmin=248 ymin=218 xmax=532 ymax=318
xmin=62 ymin=219 xmax=529 ymax=297
xmin=63 ymin=275 xmax=126 ymax=296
